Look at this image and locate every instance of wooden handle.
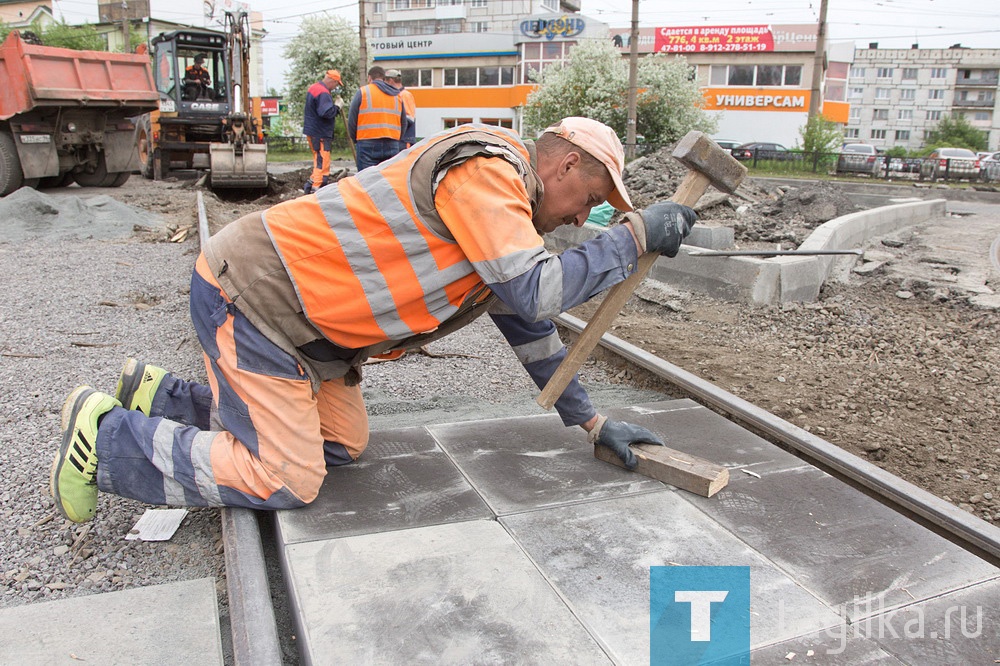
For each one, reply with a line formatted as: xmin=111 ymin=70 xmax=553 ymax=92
xmin=536 ymin=170 xmax=713 ymax=409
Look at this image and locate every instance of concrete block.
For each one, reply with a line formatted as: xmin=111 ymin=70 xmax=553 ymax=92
xmin=687 ymin=223 xmax=735 ymax=250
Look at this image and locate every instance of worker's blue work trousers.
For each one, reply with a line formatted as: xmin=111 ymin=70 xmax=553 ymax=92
xmin=355 ymin=138 xmax=403 ymax=172
xmin=94 ymin=255 xmax=369 ymax=510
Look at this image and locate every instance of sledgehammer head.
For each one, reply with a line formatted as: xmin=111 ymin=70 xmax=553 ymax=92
xmin=671 ymin=131 xmax=747 ymax=194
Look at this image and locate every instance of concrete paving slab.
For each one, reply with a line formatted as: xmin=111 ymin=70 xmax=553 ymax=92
xmin=275 ymin=427 xmax=492 ymax=545
xmin=501 ymin=492 xmax=843 ymax=663
xmin=867 ymin=578 xmax=1000 ymax=664
xmin=0 ymin=578 xmax=222 ymax=665
xmin=602 ymin=399 xmax=809 ymax=479
xmin=750 ymin=628 xmax=906 ymax=664
xmin=682 ymin=465 xmax=999 ymax=617
xmin=428 ymin=413 xmax=665 ymax=515
xmin=283 ymin=520 xmax=612 ymax=664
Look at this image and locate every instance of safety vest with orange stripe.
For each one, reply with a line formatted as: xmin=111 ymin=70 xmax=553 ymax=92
xmin=355 ymin=83 xmax=403 ymax=141
xmin=235 ymin=124 xmax=543 ymax=352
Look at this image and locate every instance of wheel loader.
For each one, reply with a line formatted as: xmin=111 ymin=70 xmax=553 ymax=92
xmin=135 ymin=10 xmax=267 ymax=188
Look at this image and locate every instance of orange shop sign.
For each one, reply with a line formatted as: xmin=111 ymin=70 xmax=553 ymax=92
xmin=703 ymin=88 xmax=811 ymax=112
xmin=656 ymin=25 xmax=775 ymax=53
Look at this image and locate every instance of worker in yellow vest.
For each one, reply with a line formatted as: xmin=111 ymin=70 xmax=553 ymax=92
xmin=50 ymin=118 xmax=697 ymax=521
xmin=347 ymin=65 xmax=412 ymax=172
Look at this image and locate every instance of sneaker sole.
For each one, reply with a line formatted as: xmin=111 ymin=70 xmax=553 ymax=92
xmin=50 ymin=386 xmax=94 ymax=521
xmin=116 ymin=358 xmax=145 ymax=411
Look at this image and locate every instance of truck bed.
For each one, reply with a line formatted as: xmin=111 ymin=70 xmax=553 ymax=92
xmin=0 ymin=31 xmax=158 ymax=121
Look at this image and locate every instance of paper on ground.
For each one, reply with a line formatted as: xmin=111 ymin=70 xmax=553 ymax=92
xmin=125 ymin=508 xmax=188 ymax=541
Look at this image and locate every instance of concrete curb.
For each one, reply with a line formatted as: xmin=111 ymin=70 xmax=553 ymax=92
xmin=548 ymin=198 xmax=947 ymax=305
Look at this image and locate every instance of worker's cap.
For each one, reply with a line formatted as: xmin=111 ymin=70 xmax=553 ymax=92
xmin=542 ymin=117 xmax=633 ymax=212
xmin=384 ymin=68 xmax=402 ymax=79
xmin=325 ymin=69 xmax=342 ymax=85
xmin=194 ymin=53 xmax=206 ymax=62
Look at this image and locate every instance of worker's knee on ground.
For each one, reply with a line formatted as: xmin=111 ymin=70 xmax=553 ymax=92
xmin=285 ymin=465 xmax=327 ymax=505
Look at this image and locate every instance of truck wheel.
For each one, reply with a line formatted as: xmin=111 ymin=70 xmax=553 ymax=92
xmin=107 ymin=172 xmax=130 ymax=187
xmin=38 ymin=172 xmax=75 ymax=188
xmin=74 ymin=154 xmax=111 ymax=187
xmin=0 ymin=131 xmax=25 ymax=196
xmin=136 ymin=115 xmax=155 ymax=179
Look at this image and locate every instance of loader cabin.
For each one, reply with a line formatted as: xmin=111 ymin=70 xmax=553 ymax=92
xmin=150 ymin=30 xmax=230 ymax=114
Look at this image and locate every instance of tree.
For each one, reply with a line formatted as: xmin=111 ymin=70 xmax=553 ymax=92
xmin=522 ymin=39 xmax=716 ymax=145
xmin=0 ymin=20 xmax=106 ymax=51
xmin=282 ymin=15 xmax=360 ymax=136
xmin=923 ymin=114 xmax=987 ymax=152
xmin=796 ymin=114 xmax=842 ymax=154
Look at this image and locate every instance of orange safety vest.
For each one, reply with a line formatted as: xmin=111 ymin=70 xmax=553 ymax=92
xmin=355 ymin=84 xmax=403 ymax=141
xmin=261 ymin=125 xmax=540 ymax=349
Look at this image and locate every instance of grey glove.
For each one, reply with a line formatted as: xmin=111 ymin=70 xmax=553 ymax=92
xmin=334 ymin=95 xmax=344 ymax=108
xmin=588 ymin=415 xmax=665 ymax=470
xmin=629 ymin=202 xmax=698 ymax=257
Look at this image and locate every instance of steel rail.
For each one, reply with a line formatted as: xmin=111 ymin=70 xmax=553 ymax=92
xmin=555 ymin=312 xmax=1000 ymax=567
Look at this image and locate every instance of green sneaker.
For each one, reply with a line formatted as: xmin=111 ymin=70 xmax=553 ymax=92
xmin=50 ymin=387 xmax=120 ymax=523
xmin=115 ymin=358 xmax=167 ymax=415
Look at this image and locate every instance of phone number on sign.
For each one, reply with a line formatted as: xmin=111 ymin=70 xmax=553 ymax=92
xmin=660 ymin=42 xmax=770 ymax=53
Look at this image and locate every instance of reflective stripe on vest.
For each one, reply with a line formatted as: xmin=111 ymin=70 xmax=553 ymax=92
xmin=356 ymin=85 xmax=403 ymax=140
xmin=263 ymin=125 xmax=535 ymax=349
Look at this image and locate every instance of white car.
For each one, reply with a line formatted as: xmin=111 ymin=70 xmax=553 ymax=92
xmin=980 ymin=151 xmax=1000 ymax=182
xmin=713 ymin=139 xmax=742 ymax=154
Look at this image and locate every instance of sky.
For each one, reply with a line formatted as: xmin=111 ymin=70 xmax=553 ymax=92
xmin=49 ymin=0 xmax=1000 ymax=93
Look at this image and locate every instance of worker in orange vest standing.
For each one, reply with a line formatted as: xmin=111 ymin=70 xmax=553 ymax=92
xmin=50 ymin=117 xmax=698 ymax=521
xmin=385 ymin=68 xmax=417 ymax=148
xmin=347 ymin=65 xmax=411 ymax=172
xmin=303 ymin=69 xmax=345 ymax=194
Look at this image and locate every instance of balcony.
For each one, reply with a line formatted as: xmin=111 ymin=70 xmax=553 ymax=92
xmin=952 ymin=97 xmax=996 ymax=108
xmin=955 ymin=73 xmax=999 ymax=87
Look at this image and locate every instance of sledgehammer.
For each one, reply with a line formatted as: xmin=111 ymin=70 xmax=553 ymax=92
xmin=536 ymin=131 xmax=747 ymax=409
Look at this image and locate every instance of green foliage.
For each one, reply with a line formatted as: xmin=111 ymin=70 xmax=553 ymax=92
xmin=884 ymin=146 xmax=908 ymax=158
xmin=282 ymin=15 xmax=360 ymax=135
xmin=522 ymin=39 xmax=716 ymax=145
xmin=41 ymin=20 xmax=107 ymax=51
xmin=796 ymin=114 xmax=842 ymax=154
xmin=923 ymin=114 xmax=988 ymax=152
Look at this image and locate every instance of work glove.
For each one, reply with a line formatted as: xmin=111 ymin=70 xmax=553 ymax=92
xmin=627 ymin=202 xmax=698 ymax=257
xmin=588 ymin=415 xmax=665 ymax=470
xmin=334 ymin=95 xmax=344 ymax=108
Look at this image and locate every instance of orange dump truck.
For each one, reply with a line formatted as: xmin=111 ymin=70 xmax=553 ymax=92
xmin=0 ymin=30 xmax=159 ymax=195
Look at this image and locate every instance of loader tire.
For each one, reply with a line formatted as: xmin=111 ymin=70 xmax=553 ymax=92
xmin=135 ymin=115 xmax=155 ymax=179
xmin=0 ymin=131 xmax=25 ymax=196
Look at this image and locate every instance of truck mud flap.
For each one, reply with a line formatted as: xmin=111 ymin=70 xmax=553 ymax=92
xmin=209 ymin=143 xmax=268 ymax=189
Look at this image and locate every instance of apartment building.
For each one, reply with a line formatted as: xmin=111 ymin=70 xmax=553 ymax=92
xmin=847 ymin=45 xmax=1000 ymax=151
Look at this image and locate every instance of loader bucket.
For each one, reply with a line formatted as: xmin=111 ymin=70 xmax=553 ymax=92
xmin=209 ymin=142 xmax=268 ymax=189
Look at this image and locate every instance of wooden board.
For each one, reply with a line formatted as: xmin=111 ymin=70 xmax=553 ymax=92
xmin=594 ymin=443 xmax=729 ymax=498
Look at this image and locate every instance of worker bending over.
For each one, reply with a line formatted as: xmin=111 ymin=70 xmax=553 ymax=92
xmin=51 ymin=117 xmax=696 ymax=522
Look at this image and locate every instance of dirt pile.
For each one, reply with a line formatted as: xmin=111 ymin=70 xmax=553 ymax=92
xmin=623 ymin=145 xmax=868 ymax=248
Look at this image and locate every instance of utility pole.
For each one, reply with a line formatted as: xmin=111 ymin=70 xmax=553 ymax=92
xmin=121 ymin=0 xmax=130 ymax=52
xmin=808 ymin=0 xmax=829 ymax=118
xmin=625 ymin=0 xmax=639 ymax=159
xmin=358 ymin=0 xmax=368 ymax=84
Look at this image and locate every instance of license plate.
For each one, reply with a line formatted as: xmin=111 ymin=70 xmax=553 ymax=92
xmin=19 ymin=134 xmax=51 ymax=144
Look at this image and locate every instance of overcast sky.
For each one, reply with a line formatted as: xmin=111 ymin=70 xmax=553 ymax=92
xmin=51 ymin=0 xmax=1000 ymax=91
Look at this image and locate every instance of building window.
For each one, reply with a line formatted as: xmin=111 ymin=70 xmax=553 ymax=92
xmin=728 ymin=65 xmax=754 ymax=85
xmin=900 ymin=88 xmax=916 ymax=101
xmin=876 ymin=67 xmax=893 ymax=78
xmin=871 ymin=129 xmax=887 ymax=140
xmin=849 ymin=66 xmax=865 ymax=78
xmin=372 ymin=2 xmax=385 ymax=13
xmin=848 ymin=87 xmax=864 ymax=99
xmin=849 ymin=107 xmax=861 ymax=120
xmin=784 ymin=65 xmax=801 ymax=86
xmin=898 ymin=109 xmax=913 ymax=120
xmin=480 ymin=118 xmax=514 ymax=129
xmin=402 ymin=68 xmax=431 ymax=87
xmin=873 ymin=108 xmax=889 ymax=120
xmin=371 ymin=27 xmax=384 ymax=38
xmin=902 ymin=68 xmax=918 ymax=80
xmin=930 ymin=67 xmax=948 ymax=79
xmin=756 ymin=65 xmax=783 ymax=86
xmin=927 ymin=110 xmax=943 ymax=120
xmin=845 ymin=128 xmax=860 ymax=138
xmin=521 ymin=41 xmax=572 ymax=84
xmin=708 ymin=64 xmax=802 ymax=86
xmin=470 ymin=21 xmax=489 ymax=33
xmin=443 ymin=117 xmax=473 ymax=129
xmin=470 ymin=0 xmax=487 ymax=6
xmin=875 ymin=87 xmax=890 ymax=100
xmin=391 ymin=0 xmax=409 ymax=8
xmin=975 ymin=111 xmax=990 ymax=121
xmin=895 ymin=130 xmax=910 ymax=141
xmin=443 ymin=66 xmax=514 ymax=87
xmin=928 ymin=89 xmax=945 ymax=100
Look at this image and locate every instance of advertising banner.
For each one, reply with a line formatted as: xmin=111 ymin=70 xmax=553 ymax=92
xmin=655 ymin=25 xmax=775 ymax=54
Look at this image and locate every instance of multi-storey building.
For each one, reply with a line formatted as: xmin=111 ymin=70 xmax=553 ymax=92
xmin=846 ymin=45 xmax=999 ymax=151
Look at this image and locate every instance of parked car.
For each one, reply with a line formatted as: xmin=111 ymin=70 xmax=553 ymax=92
xmin=732 ymin=142 xmax=799 ymax=161
xmin=979 ymin=151 xmax=1000 ymax=182
xmin=836 ymin=143 xmax=883 ymax=176
xmin=712 ymin=139 xmax=742 ymax=154
xmin=920 ymin=147 xmax=980 ymax=181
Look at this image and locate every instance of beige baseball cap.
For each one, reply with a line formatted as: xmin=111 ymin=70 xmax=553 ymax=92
xmin=384 ymin=68 xmax=402 ymax=79
xmin=541 ymin=117 xmax=633 ymax=211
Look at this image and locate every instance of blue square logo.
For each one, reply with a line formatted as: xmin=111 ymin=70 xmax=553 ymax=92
xmin=650 ymin=566 xmax=750 ymax=665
